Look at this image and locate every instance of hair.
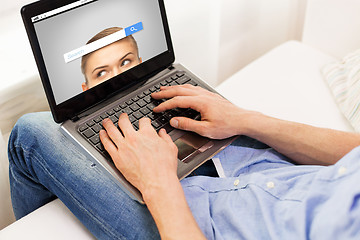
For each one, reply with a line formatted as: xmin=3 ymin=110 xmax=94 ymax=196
xmin=81 ymin=27 xmax=139 ymax=83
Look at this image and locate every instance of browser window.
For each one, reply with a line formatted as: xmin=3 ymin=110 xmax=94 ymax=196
xmin=33 ymin=0 xmax=167 ymax=104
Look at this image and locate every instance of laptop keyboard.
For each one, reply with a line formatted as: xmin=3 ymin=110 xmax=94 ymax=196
xmin=77 ymin=72 xmax=200 ymax=158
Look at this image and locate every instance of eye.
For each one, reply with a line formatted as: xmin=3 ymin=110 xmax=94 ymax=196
xmin=121 ymin=59 xmax=131 ymax=67
xmin=97 ymin=70 xmax=107 ymax=78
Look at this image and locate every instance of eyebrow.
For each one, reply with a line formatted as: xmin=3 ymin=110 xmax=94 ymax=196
xmin=91 ymin=52 xmax=135 ymax=74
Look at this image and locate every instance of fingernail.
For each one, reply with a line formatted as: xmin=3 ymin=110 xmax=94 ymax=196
xmin=170 ymin=119 xmax=178 ymax=128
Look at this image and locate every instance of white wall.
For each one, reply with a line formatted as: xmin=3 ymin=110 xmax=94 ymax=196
xmin=165 ymin=0 xmax=307 ymax=86
xmin=302 ymin=0 xmax=360 ymax=58
xmin=1 ymin=0 xmax=32 ymax=16
xmin=1 ymin=0 xmax=306 ymax=88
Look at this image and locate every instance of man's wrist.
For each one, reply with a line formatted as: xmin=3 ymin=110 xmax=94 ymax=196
xmin=235 ymin=110 xmax=267 ymax=137
xmin=142 ymin=174 xmax=181 ymax=205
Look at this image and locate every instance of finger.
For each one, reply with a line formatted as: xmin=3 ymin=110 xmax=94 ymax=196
xmin=151 ymin=85 xmax=199 ymax=100
xmin=153 ymin=96 xmax=203 ymax=113
xmin=117 ymin=113 xmax=136 ymax=137
xmin=102 ymin=118 xmax=124 ymax=144
xmin=170 ymin=117 xmax=207 ymax=135
xmin=99 ymin=130 xmax=118 ymax=155
xmin=158 ymin=128 xmax=173 ymax=143
xmin=138 ymin=117 xmax=154 ymax=133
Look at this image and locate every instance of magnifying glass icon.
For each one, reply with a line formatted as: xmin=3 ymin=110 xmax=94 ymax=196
xmin=125 ymin=22 xmax=143 ymax=36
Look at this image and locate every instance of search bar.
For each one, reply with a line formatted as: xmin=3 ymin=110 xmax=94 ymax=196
xmin=64 ymin=22 xmax=143 ymax=63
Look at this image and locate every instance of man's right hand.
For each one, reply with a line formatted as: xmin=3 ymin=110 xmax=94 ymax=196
xmin=152 ymin=84 xmax=260 ymax=139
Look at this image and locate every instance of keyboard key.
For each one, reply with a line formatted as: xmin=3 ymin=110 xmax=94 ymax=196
xmin=184 ymin=109 xmax=200 ymax=119
xmin=147 ymin=112 xmax=156 ymax=120
xmin=143 ymin=95 xmax=152 ymax=104
xmin=78 ymin=123 xmax=88 ymax=132
xmin=147 ymin=102 xmax=157 ymax=111
xmin=176 ymin=73 xmax=185 ymax=78
xmin=137 ymin=99 xmax=147 ymax=108
xmin=100 ymin=113 xmax=108 ymax=119
xmin=188 ymin=80 xmax=198 ymax=86
xmin=106 ymin=110 xmax=115 ymax=116
xmin=126 ymin=100 xmax=133 ymax=105
xmin=130 ymin=103 xmax=140 ymax=111
xmin=90 ymin=135 xmax=100 ymax=145
xmin=176 ymin=76 xmax=191 ymax=85
xmin=152 ymin=99 xmax=163 ymax=105
xmin=123 ymin=107 xmax=132 ymax=115
xmin=151 ymin=120 xmax=161 ymax=129
xmin=113 ymin=106 xmax=121 ymax=112
xmin=109 ymin=115 xmax=118 ymax=123
xmin=143 ymin=89 xmax=151 ymax=95
xmin=115 ymin=111 xmax=122 ymax=118
xmin=158 ymin=116 xmax=168 ymax=125
xmin=86 ymin=120 xmax=95 ymax=127
xmin=83 ymin=129 xmax=95 ymax=138
xmin=92 ymin=124 xmax=103 ymax=134
xmin=160 ymin=80 xmax=168 ymax=86
xmin=93 ymin=116 xmax=102 ymax=123
xmin=138 ymin=93 xmax=145 ymax=99
xmin=133 ymin=111 xmax=143 ymax=120
xmin=128 ymin=114 xmax=136 ymax=123
xmin=140 ymin=107 xmax=151 ymax=115
xmin=96 ymin=143 xmax=105 ymax=152
xmin=119 ymin=103 xmax=127 ymax=109
xmin=132 ymin=96 xmax=139 ymax=102
xmin=164 ymin=111 xmax=175 ymax=120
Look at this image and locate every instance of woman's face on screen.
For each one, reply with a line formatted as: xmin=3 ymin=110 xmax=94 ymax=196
xmin=82 ymin=39 xmax=142 ymax=91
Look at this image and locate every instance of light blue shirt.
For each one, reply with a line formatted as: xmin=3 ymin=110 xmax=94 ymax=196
xmin=181 ymin=145 xmax=360 ymax=239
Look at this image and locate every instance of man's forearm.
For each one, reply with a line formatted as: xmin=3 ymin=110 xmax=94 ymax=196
xmin=241 ymin=113 xmax=360 ymax=165
xmin=143 ymin=176 xmax=205 ymax=240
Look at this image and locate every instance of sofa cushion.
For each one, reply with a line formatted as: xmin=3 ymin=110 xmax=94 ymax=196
xmin=0 ymin=199 xmax=95 ymax=239
xmin=322 ymin=49 xmax=360 ymax=132
xmin=216 ymin=40 xmax=354 ymax=132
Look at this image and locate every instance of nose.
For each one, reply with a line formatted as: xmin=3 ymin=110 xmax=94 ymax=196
xmin=112 ymin=67 xmax=121 ymax=77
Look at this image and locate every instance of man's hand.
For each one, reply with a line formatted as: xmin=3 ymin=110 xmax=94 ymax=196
xmin=152 ymin=84 xmax=259 ymax=139
xmin=99 ymin=114 xmax=206 ymax=239
xmin=99 ymin=114 xmax=178 ymax=196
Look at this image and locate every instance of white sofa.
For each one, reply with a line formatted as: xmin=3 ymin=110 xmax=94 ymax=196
xmin=1 ymin=0 xmax=360 ymax=239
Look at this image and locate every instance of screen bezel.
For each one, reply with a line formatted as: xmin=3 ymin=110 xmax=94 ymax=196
xmin=21 ymin=0 xmax=175 ymax=123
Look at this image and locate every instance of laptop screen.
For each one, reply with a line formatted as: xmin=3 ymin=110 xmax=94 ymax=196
xmin=32 ymin=0 xmax=167 ymax=104
xmin=22 ymin=0 xmax=174 ymax=122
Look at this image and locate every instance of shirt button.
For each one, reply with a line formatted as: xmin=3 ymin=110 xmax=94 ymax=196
xmin=266 ymin=181 xmax=275 ymax=189
xmin=234 ymin=179 xmax=240 ymax=186
xmin=338 ymin=166 xmax=347 ymax=175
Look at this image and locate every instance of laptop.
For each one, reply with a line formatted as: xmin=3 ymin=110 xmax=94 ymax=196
xmin=21 ymin=0 xmax=236 ymax=203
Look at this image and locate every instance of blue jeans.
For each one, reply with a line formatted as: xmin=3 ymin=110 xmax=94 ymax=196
xmin=8 ymin=112 xmax=269 ymax=239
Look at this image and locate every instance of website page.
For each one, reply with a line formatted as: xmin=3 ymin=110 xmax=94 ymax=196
xmin=34 ymin=0 xmax=167 ymax=104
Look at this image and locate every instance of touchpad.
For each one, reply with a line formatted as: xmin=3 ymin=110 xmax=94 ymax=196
xmin=174 ymin=132 xmax=214 ymax=163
